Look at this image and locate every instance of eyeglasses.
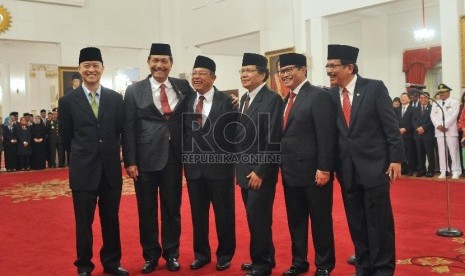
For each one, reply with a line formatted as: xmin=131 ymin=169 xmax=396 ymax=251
xmin=325 ymin=64 xmax=344 ymax=70
xmin=238 ymin=68 xmax=258 ymax=74
xmin=191 ymin=71 xmax=211 ymax=77
xmin=278 ymin=66 xmax=296 ymax=75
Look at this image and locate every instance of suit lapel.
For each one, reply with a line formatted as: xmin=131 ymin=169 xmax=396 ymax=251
xmin=204 ymin=89 xmax=221 ymax=130
xmin=169 ymin=77 xmax=186 ymax=115
xmin=350 ymin=77 xmax=367 ymax=128
xmin=98 ymin=87 xmax=108 ymax=120
xmin=283 ymin=82 xmax=311 ymax=132
xmin=141 ymin=78 xmax=163 ymax=117
xmin=330 ymin=87 xmax=347 ymax=130
xmin=73 ymin=87 xmax=97 ymax=121
xmin=245 ymin=87 xmax=264 ymax=117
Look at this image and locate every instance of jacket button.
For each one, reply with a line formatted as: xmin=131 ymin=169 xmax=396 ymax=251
xmin=99 ymin=139 xmax=103 ymax=143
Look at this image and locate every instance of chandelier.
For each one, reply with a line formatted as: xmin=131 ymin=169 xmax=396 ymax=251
xmin=413 ymin=0 xmax=435 ymax=43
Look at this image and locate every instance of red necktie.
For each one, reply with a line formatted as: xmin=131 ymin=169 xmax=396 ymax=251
xmin=160 ymin=83 xmax=172 ymax=119
xmin=342 ymin=88 xmax=351 ymax=127
xmin=195 ymin=96 xmax=205 ymax=126
xmin=283 ymin=92 xmax=296 ymax=130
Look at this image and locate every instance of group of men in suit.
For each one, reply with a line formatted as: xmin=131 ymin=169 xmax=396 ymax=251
xmin=59 ymin=43 xmax=404 ymax=276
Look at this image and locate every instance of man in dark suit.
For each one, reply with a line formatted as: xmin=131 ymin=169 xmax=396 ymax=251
xmin=412 ymin=91 xmax=435 ymax=177
xmin=279 ymin=53 xmax=336 ymax=276
xmin=182 ymin=55 xmax=238 ymax=272
xmin=326 ymin=44 xmax=405 ymax=276
xmin=123 ymin=43 xmax=193 ymax=273
xmin=3 ymin=116 xmax=18 ymax=172
xmin=65 ymin=73 xmax=82 ymax=95
xmin=396 ymin=92 xmax=415 ymax=176
xmin=47 ymin=107 xmax=65 ymax=168
xmin=58 ymin=47 xmax=128 ymax=276
xmin=235 ymin=53 xmax=282 ymax=276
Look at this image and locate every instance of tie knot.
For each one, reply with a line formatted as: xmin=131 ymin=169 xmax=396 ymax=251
xmin=198 ymin=95 xmax=205 ymax=102
xmin=89 ymin=92 xmax=96 ymax=99
xmin=160 ymin=83 xmax=166 ymax=90
xmin=342 ymin=88 xmax=349 ymax=94
xmin=289 ymin=92 xmax=296 ymax=100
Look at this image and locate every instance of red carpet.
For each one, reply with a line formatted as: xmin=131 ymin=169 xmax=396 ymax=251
xmin=1 ymin=169 xmax=465 ymax=275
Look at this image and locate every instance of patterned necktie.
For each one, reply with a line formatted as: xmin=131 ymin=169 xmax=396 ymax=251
xmin=195 ymin=95 xmax=205 ymax=126
xmin=242 ymin=94 xmax=251 ymax=115
xmin=283 ymin=92 xmax=296 ymax=130
xmin=160 ymin=83 xmax=172 ymax=119
xmin=342 ymin=88 xmax=351 ymax=127
xmin=89 ymin=93 xmax=98 ymax=118
xmin=422 ymin=105 xmax=426 ymax=115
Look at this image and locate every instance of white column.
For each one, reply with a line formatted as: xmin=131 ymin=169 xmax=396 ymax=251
xmin=308 ymin=17 xmax=329 ymax=87
xmin=440 ymin=0 xmax=464 ymax=99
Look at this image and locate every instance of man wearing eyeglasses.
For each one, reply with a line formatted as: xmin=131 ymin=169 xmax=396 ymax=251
xmin=326 ymin=44 xmax=404 ymax=276
xmin=279 ymin=53 xmax=336 ymax=276
xmin=182 ymin=55 xmax=238 ymax=272
xmin=236 ymin=53 xmax=283 ymax=276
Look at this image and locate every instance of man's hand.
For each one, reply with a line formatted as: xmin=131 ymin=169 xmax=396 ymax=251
xmin=230 ymin=94 xmax=240 ymax=110
xmin=437 ymin=125 xmax=447 ymax=132
xmin=416 ymin=127 xmax=424 ymax=135
xmin=247 ymin=171 xmax=263 ymax=190
xmin=126 ymin=165 xmax=139 ymax=181
xmin=386 ymin=163 xmax=402 ymax=182
xmin=315 ymin=170 xmax=330 ymax=186
xmin=399 ymin=128 xmax=406 ymax=134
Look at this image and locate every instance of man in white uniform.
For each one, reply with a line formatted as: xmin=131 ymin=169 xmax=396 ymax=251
xmin=430 ymin=83 xmax=461 ymax=179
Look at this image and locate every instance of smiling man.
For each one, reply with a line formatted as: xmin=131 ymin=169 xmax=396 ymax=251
xmin=58 ymin=47 xmax=127 ymax=276
xmin=235 ymin=53 xmax=283 ymax=276
xmin=278 ymin=53 xmax=337 ymax=276
xmin=123 ymin=43 xmax=193 ymax=274
xmin=182 ymin=55 xmax=238 ymax=272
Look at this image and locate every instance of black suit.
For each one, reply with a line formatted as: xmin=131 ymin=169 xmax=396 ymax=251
xmin=47 ymin=119 xmax=65 ymax=167
xmin=235 ymin=85 xmax=282 ymax=273
xmin=330 ymin=75 xmax=405 ymax=276
xmin=183 ymin=88 xmax=238 ymax=263
xmin=412 ymin=104 xmax=435 ymax=174
xmin=396 ymin=105 xmax=415 ymax=173
xmin=59 ymin=86 xmax=124 ymax=273
xmin=123 ymin=76 xmax=192 ymax=262
xmin=281 ymin=81 xmax=336 ymax=272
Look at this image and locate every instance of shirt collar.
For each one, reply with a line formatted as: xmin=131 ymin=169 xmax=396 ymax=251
xmin=339 ymin=74 xmax=357 ymax=95
xmin=150 ymin=76 xmax=172 ymax=90
xmin=248 ymin=82 xmax=266 ymax=98
xmin=197 ymin=87 xmax=214 ymax=102
xmin=82 ymin=83 xmax=102 ymax=96
xmin=292 ymin=79 xmax=307 ymax=95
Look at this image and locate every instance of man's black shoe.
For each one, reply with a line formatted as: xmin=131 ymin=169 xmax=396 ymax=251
xmin=78 ymin=273 xmax=91 ymax=276
xmin=103 ymin=266 xmax=129 ymax=275
xmin=241 ymin=263 xmax=253 ymax=271
xmin=245 ymin=268 xmax=272 ymax=276
xmin=282 ymin=265 xmax=308 ymax=276
xmin=347 ymin=254 xmax=356 ymax=265
xmin=190 ymin=259 xmax=210 ymax=270
xmin=216 ymin=260 xmax=231 ymax=271
xmin=167 ymin=258 xmax=180 ymax=271
xmin=141 ymin=260 xmax=157 ymax=274
xmin=315 ymin=268 xmax=330 ymax=276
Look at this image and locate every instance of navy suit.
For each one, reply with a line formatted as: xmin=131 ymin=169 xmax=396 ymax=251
xmin=412 ymin=104 xmax=435 ymax=174
xmin=123 ymin=76 xmax=192 ymax=262
xmin=281 ymin=81 xmax=337 ymax=272
xmin=396 ymin=105 xmax=415 ymax=174
xmin=59 ymin=86 xmax=124 ymax=273
xmin=183 ymin=88 xmax=238 ymax=263
xmin=330 ymin=75 xmax=405 ymax=276
xmin=235 ymin=85 xmax=282 ymax=272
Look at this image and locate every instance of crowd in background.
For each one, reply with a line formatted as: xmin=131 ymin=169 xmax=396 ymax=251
xmin=393 ymin=85 xmax=465 ymax=179
xmin=0 ymin=108 xmax=67 ymax=172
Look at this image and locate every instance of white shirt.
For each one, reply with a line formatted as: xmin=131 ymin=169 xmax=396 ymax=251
xmin=149 ymin=76 xmax=180 ymax=115
xmin=82 ymin=84 xmax=102 ymax=106
xmin=339 ymin=74 xmax=357 ymax=106
xmin=430 ymin=96 xmax=459 ymax=137
xmin=194 ymin=88 xmax=214 ymax=126
xmin=283 ymin=79 xmax=307 ymax=115
xmin=242 ymin=82 xmax=266 ymax=113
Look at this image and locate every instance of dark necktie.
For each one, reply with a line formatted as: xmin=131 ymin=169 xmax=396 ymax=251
xmin=342 ymin=88 xmax=351 ymax=127
xmin=195 ymin=96 xmax=205 ymax=126
xmin=283 ymin=92 xmax=296 ymax=130
xmin=160 ymin=83 xmax=172 ymax=119
xmin=242 ymin=94 xmax=251 ymax=115
xmin=422 ymin=105 xmax=426 ymax=115
xmin=442 ymin=100 xmax=445 ymax=106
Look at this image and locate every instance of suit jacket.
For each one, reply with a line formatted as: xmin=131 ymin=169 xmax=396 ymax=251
xmin=235 ymin=85 xmax=283 ymax=188
xmin=58 ymin=86 xmax=123 ymax=191
xmin=412 ymin=104 xmax=435 ymax=139
xmin=183 ymin=87 xmax=238 ymax=180
xmin=47 ymin=119 xmax=61 ymax=144
xmin=16 ymin=125 xmax=32 ymax=155
xmin=0 ymin=124 xmax=3 ymax=151
xmin=281 ymin=81 xmax=337 ymax=187
xmin=430 ymin=97 xmax=460 ymax=137
xmin=123 ymin=76 xmax=193 ymax=172
xmin=396 ymin=105 xmax=414 ymax=138
xmin=329 ymin=75 xmax=405 ymax=189
xmin=2 ymin=124 xmax=16 ymax=149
